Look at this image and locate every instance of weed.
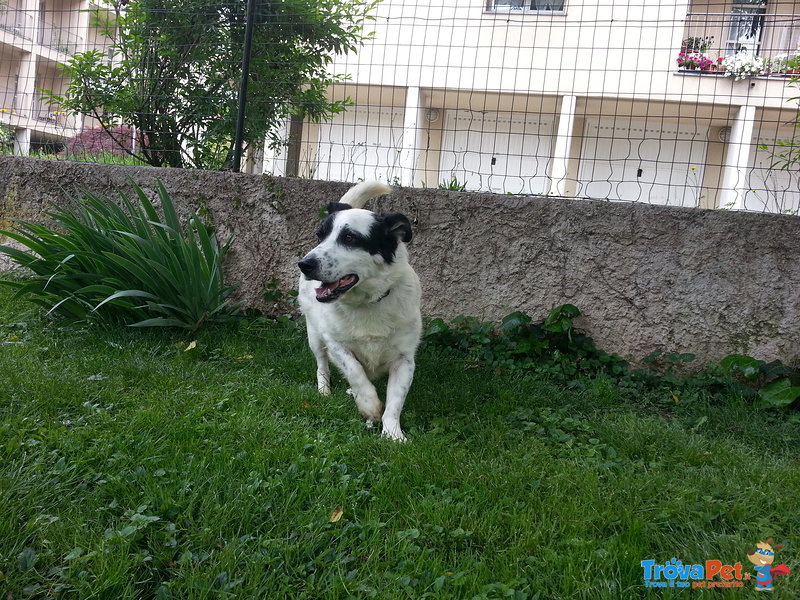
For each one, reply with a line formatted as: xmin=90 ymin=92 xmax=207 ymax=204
xmin=424 ymin=305 xmax=800 ymax=409
xmin=438 ymin=176 xmax=467 ymax=191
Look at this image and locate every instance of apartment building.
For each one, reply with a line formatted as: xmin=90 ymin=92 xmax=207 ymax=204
xmin=0 ymin=0 xmax=110 ymax=154
xmin=266 ymin=0 xmax=800 ymax=213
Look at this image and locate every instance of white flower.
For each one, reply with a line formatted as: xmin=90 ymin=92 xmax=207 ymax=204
xmin=722 ymin=52 xmax=768 ymax=82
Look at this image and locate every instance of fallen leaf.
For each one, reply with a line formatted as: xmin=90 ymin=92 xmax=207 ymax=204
xmin=300 ymin=400 xmax=311 ymax=409
xmin=236 ymin=354 xmax=254 ymax=361
xmin=329 ymin=507 xmax=344 ymax=523
xmin=184 ymin=341 xmax=197 ymax=352
xmin=671 ymin=393 xmax=680 ymax=404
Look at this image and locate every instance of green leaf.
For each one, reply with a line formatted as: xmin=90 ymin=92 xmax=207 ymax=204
xmin=720 ymin=354 xmax=762 ymax=380
xmin=500 ymin=311 xmax=532 ymax=336
xmin=94 ymin=289 xmax=158 ymax=312
xmin=129 ymin=317 xmax=189 ymax=328
xmin=17 ymin=548 xmax=37 ymax=572
xmin=758 ymin=378 xmax=800 ymax=407
xmin=64 ymin=548 xmax=85 ymax=561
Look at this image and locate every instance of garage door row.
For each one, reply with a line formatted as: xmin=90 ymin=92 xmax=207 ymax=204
xmin=313 ymin=106 xmax=799 ymax=213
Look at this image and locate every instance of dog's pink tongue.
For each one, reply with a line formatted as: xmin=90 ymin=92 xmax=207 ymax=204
xmin=315 ymin=275 xmax=355 ymax=298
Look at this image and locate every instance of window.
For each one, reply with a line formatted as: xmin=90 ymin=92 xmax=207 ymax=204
xmin=725 ymin=0 xmax=766 ymax=55
xmin=486 ymin=0 xmax=565 ymax=13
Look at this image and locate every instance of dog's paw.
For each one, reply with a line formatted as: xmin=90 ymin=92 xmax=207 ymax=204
xmin=316 ymin=374 xmax=331 ymax=396
xmin=381 ymin=422 xmax=407 ymax=442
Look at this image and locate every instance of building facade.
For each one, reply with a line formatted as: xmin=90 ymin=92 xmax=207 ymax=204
xmin=266 ymin=0 xmax=800 ymax=213
xmin=0 ymin=0 xmax=110 ymax=154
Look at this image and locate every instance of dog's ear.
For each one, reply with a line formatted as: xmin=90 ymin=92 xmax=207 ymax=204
xmin=327 ymin=202 xmax=351 ymax=214
xmin=773 ymin=543 xmax=784 ymax=551
xmin=382 ymin=213 xmax=412 ymax=243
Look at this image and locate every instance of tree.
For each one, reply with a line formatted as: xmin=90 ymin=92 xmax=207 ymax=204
xmin=46 ymin=0 xmax=377 ymax=169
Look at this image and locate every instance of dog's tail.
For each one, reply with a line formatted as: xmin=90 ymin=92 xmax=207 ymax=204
xmin=340 ymin=181 xmax=392 ymax=209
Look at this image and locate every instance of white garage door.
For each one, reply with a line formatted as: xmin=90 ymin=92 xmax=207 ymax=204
xmin=743 ymin=137 xmax=800 ymax=214
xmin=578 ymin=119 xmax=709 ymax=207
xmin=439 ymin=110 xmax=554 ymax=194
xmin=315 ymin=106 xmax=405 ymax=184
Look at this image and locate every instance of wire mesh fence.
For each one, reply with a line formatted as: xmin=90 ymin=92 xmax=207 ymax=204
xmin=1 ymin=0 xmax=800 ymax=213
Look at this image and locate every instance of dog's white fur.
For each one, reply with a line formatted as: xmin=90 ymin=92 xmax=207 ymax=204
xmin=297 ymin=182 xmax=421 ymax=441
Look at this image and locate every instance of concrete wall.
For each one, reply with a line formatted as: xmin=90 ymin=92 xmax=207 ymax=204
xmin=1 ymin=156 xmax=798 ymax=364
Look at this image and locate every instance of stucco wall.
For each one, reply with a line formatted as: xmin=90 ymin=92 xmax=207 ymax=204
xmin=1 ymin=156 xmax=798 ymax=364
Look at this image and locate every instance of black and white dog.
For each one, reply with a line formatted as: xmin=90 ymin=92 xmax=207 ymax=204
xmin=297 ymin=182 xmax=421 ymax=441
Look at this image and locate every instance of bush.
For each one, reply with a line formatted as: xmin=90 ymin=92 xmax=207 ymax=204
xmin=0 ymin=182 xmax=239 ymax=331
xmin=0 ymin=124 xmax=14 ymax=154
xmin=60 ymin=126 xmax=146 ymax=158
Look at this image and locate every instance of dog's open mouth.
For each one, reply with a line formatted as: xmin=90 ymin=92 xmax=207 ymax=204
xmin=315 ymin=274 xmax=359 ymax=302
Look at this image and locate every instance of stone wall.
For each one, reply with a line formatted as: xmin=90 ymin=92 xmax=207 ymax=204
xmin=1 ymin=156 xmax=798 ymax=364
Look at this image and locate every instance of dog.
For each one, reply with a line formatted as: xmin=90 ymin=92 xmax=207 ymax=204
xmin=297 ymin=181 xmax=421 ymax=441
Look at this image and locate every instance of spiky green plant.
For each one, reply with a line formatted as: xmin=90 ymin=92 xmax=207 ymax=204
xmin=0 ymin=182 xmax=239 ymax=331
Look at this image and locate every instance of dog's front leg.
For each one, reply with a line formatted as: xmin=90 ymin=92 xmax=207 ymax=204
xmin=383 ymin=355 xmax=415 ymax=442
xmin=326 ymin=344 xmax=383 ymax=422
xmin=306 ymin=328 xmax=331 ymax=396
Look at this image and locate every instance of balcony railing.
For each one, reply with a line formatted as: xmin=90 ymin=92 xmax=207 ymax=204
xmin=38 ymin=19 xmax=83 ymax=54
xmin=679 ymin=12 xmax=800 ymax=79
xmin=683 ymin=12 xmax=800 ymax=61
xmin=0 ymin=6 xmax=34 ymax=40
xmin=34 ymin=95 xmax=77 ymax=129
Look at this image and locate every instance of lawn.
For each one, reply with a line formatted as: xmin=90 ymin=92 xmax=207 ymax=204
xmin=1 ymin=286 xmax=799 ymax=599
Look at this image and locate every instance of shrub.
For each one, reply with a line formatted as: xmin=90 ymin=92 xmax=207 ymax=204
xmin=0 ymin=124 xmax=14 ymax=154
xmin=60 ymin=126 xmax=146 ymax=158
xmin=0 ymin=182 xmax=239 ymax=331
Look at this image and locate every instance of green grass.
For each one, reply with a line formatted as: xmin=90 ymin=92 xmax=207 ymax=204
xmin=1 ymin=285 xmax=799 ymax=599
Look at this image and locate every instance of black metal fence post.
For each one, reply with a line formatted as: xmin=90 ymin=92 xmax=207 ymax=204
xmin=232 ymin=0 xmax=257 ymax=173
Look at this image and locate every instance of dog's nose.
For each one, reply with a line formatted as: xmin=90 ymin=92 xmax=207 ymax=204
xmin=298 ymin=256 xmax=319 ymax=277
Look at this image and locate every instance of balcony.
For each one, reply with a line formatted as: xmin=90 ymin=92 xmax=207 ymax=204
xmin=0 ymin=5 xmax=34 ymax=40
xmin=33 ymin=95 xmax=76 ymax=128
xmin=680 ymin=11 xmax=800 ymax=77
xmin=38 ymin=18 xmax=82 ymax=54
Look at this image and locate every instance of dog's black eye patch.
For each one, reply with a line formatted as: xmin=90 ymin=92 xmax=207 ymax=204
xmin=337 ymin=227 xmax=369 ymax=249
xmin=336 ymin=225 xmax=394 ymax=264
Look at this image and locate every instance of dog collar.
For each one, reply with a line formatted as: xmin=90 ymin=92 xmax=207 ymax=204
xmin=372 ymin=289 xmax=391 ymax=304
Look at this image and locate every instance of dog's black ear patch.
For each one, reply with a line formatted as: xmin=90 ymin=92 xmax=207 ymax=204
xmin=382 ymin=213 xmax=413 ymax=243
xmin=327 ymin=202 xmax=352 ymax=214
xmin=316 ymin=213 xmax=336 ymax=240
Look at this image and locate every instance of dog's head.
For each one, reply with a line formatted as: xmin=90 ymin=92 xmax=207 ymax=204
xmin=298 ymin=202 xmax=412 ymax=303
